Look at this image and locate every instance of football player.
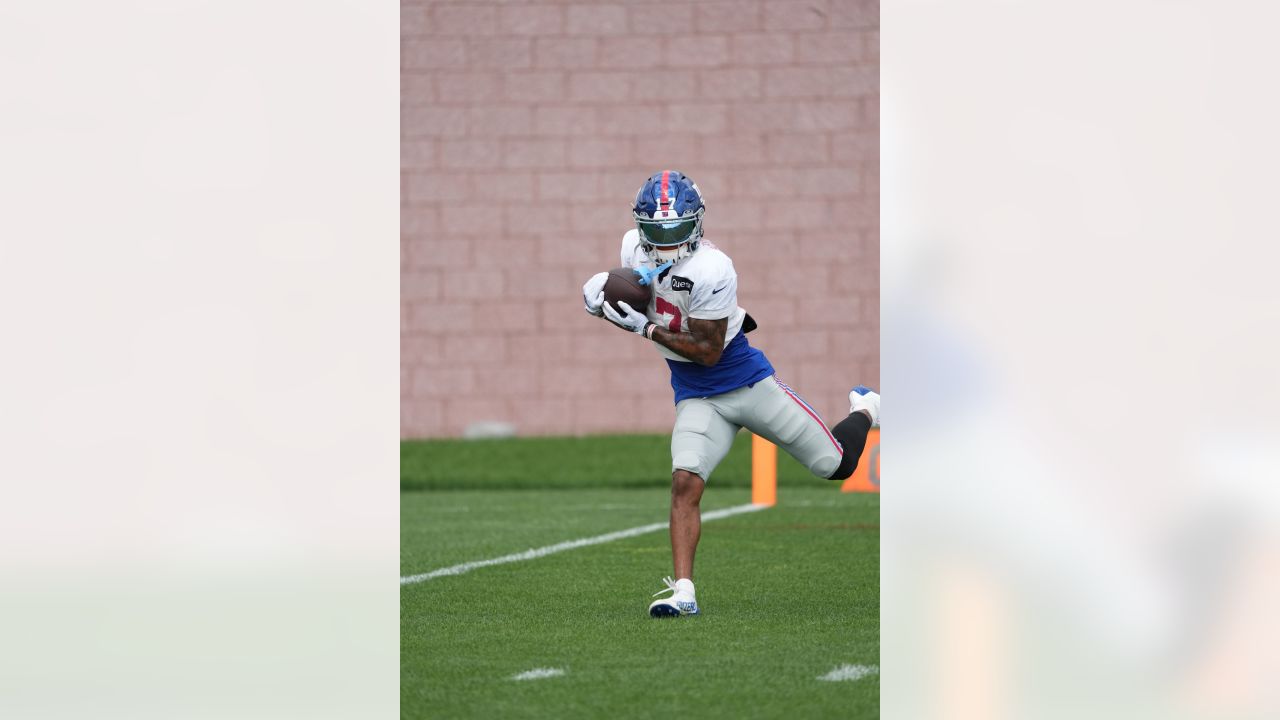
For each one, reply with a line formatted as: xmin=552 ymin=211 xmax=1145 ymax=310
xmin=582 ymin=170 xmax=881 ymax=618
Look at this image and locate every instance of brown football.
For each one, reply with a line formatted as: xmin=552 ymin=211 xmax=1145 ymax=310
xmin=602 ymin=267 xmax=652 ymax=315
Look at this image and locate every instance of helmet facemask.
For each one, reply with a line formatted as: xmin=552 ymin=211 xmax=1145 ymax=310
xmin=636 ymin=207 xmax=703 ymax=265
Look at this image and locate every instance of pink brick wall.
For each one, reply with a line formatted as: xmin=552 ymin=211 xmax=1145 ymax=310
xmin=402 ymin=0 xmax=879 ymax=438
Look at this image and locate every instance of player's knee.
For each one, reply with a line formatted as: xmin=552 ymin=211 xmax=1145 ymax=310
xmin=826 ymin=464 xmax=854 ymax=481
xmin=822 ymin=453 xmax=857 ymax=481
xmin=671 ymin=469 xmax=704 ymax=504
xmin=811 ymin=452 xmax=847 ymax=480
xmin=672 ymin=449 xmax=704 ymax=476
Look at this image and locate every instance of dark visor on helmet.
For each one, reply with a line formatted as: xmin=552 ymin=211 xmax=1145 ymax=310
xmin=636 ymin=216 xmax=696 ymax=247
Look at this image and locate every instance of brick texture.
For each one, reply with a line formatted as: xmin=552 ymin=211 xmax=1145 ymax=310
xmin=402 ymin=0 xmax=879 ymax=439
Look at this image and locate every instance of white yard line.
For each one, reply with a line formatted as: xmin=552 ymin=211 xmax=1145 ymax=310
xmin=400 ymin=503 xmax=768 ymax=586
xmin=817 ymin=664 xmax=879 ymax=682
xmin=510 ymin=667 xmax=566 ymax=681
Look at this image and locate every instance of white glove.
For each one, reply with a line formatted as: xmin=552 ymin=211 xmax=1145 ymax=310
xmin=582 ymin=271 xmax=608 ymax=317
xmin=602 ymin=300 xmax=652 ymax=336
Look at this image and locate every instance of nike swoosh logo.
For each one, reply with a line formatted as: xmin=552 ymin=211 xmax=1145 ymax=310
xmin=711 ymin=286 xmax=727 ymax=294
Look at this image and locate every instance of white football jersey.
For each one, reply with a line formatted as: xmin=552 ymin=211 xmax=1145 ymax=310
xmin=620 ymin=229 xmax=747 ymax=363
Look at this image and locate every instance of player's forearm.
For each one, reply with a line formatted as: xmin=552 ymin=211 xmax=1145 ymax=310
xmin=647 ymin=325 xmax=723 ymax=366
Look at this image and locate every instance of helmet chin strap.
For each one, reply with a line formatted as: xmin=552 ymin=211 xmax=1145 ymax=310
xmin=644 ymin=238 xmax=697 ymax=266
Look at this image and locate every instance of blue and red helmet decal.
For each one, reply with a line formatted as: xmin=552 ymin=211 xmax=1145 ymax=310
xmin=633 ymin=170 xmax=704 ymax=220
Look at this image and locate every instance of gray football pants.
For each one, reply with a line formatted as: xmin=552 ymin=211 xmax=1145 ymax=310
xmin=671 ymin=375 xmax=845 ymax=482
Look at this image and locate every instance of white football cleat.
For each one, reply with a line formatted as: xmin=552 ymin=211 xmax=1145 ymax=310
xmin=649 ymin=576 xmax=699 ymax=618
xmin=849 ymin=385 xmax=880 ymax=425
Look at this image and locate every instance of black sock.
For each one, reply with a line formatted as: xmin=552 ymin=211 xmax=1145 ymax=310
xmin=827 ymin=412 xmax=872 ymax=480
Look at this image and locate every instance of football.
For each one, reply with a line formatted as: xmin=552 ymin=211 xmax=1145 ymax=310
xmin=602 ymin=267 xmax=652 ymax=315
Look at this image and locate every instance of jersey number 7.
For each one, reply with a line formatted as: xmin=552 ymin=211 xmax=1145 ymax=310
xmin=655 ymin=297 xmax=683 ymax=332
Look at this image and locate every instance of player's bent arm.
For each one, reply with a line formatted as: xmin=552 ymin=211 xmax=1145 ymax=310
xmin=650 ymin=317 xmax=727 ymax=367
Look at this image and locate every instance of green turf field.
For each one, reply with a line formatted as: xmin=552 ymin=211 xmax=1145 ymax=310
xmin=401 ymin=434 xmax=879 ymax=719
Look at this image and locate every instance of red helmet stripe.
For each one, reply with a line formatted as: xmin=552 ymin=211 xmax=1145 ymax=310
xmin=659 ymin=170 xmax=670 ymax=210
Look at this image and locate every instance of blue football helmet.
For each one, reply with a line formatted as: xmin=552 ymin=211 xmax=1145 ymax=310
xmin=632 ymin=170 xmax=705 ymax=265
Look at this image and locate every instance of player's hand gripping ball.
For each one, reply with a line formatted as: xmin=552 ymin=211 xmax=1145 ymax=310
xmin=582 ymin=271 xmax=608 ymax=317
xmin=602 ymin=267 xmax=652 ymax=315
xmin=602 ymin=299 xmax=650 ymax=334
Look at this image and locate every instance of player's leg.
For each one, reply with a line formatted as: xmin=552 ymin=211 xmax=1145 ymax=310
xmin=826 ymin=385 xmax=881 ymax=479
xmin=650 ymin=398 xmax=739 ymax=618
xmin=669 ymin=467 xmax=703 ymax=582
xmin=734 ymin=376 xmax=878 ymax=481
xmin=667 ymin=398 xmax=740 ymax=579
